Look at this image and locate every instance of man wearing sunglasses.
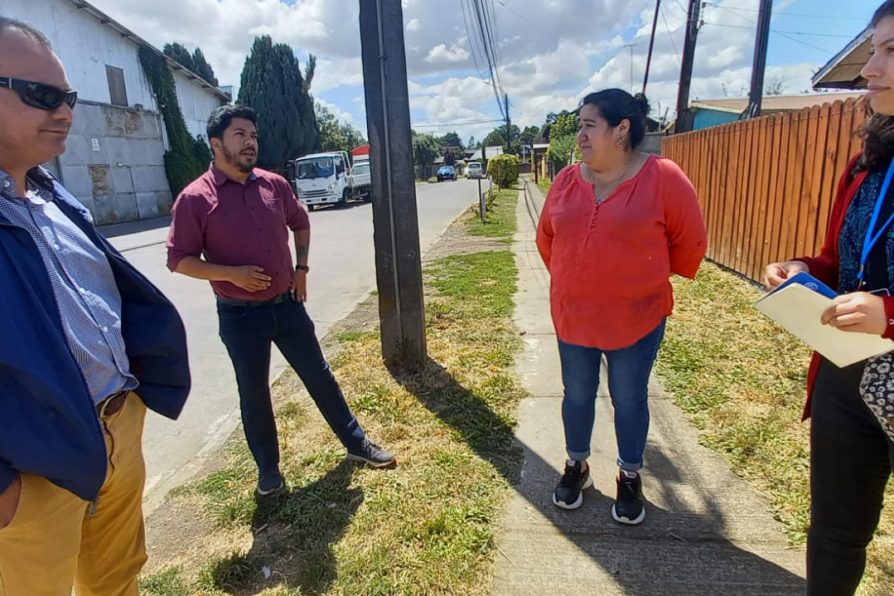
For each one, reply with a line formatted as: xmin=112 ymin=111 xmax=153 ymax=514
xmin=0 ymin=18 xmax=190 ymax=595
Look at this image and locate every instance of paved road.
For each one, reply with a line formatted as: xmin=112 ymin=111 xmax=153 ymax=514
xmin=102 ymin=178 xmax=488 ymax=514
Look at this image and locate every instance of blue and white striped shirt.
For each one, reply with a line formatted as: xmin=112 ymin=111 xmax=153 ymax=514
xmin=0 ymin=169 xmax=137 ymax=403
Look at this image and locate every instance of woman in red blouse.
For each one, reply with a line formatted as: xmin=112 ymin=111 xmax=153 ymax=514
xmin=536 ymin=89 xmax=706 ymax=524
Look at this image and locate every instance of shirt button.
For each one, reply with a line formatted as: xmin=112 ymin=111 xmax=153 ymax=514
xmin=79 ymin=288 xmax=86 ymax=294
xmin=102 ymin=326 xmax=108 ymax=333
xmin=888 ymin=318 xmax=894 ymax=326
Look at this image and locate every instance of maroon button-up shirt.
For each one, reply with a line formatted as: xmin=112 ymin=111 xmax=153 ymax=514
xmin=166 ymin=164 xmax=309 ymax=301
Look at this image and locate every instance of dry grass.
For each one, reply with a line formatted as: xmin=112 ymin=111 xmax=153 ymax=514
xmin=140 ymin=190 xmax=524 ymax=595
xmin=658 ymin=262 xmax=894 ymax=594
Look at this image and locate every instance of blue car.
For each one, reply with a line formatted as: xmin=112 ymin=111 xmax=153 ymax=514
xmin=436 ymin=165 xmax=456 ymax=181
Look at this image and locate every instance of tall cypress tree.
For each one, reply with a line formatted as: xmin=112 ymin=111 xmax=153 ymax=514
xmin=237 ymin=36 xmax=320 ymax=170
xmin=163 ymin=43 xmax=195 ymax=71
xmin=191 ymin=48 xmax=218 ymax=87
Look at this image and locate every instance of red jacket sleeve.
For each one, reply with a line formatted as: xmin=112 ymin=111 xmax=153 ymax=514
xmin=536 ymin=166 xmax=575 ymax=271
xmin=661 ymin=159 xmax=707 ymax=278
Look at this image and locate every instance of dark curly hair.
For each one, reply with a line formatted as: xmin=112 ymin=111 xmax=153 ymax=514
xmin=857 ymin=0 xmax=894 ymax=172
xmin=579 ymin=89 xmax=651 ymax=149
xmin=206 ymin=104 xmax=257 ymax=142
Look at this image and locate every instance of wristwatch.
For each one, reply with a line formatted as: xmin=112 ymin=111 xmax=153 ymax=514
xmin=295 ymin=264 xmax=309 ymax=272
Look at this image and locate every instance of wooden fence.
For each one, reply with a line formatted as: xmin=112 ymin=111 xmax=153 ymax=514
xmin=662 ymin=98 xmax=866 ymax=282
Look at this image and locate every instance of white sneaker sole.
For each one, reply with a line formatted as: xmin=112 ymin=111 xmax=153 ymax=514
xmin=552 ymin=476 xmax=594 ymax=510
xmin=255 ymin=479 xmax=284 ymax=497
xmin=611 ymin=503 xmax=646 ymax=525
xmin=346 ymin=452 xmax=396 ymax=468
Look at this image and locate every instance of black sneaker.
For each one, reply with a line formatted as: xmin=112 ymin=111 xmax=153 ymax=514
xmin=552 ymin=460 xmax=593 ymax=510
xmin=347 ymin=438 xmax=396 ymax=468
xmin=256 ymin=469 xmax=284 ymax=497
xmin=611 ymin=471 xmax=645 ymax=525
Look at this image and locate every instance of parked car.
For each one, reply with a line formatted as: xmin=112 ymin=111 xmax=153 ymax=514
xmin=436 ymin=165 xmax=456 ymax=181
xmin=466 ymin=162 xmax=483 ymax=179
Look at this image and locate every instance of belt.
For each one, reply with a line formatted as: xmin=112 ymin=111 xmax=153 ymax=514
xmin=216 ymin=292 xmax=291 ymax=308
xmin=97 ymin=390 xmax=129 ymax=418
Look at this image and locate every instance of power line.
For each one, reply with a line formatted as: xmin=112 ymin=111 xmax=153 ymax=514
xmin=704 ymin=4 xmax=865 ymax=21
xmin=660 ymin=2 xmax=681 ymax=63
xmin=703 ymin=22 xmax=853 ymax=39
xmin=465 ymin=0 xmax=507 ymax=120
xmin=495 ymin=0 xmax=534 ymax=25
xmin=706 ymin=7 xmax=837 ymax=54
xmin=413 ymin=118 xmax=504 ymax=129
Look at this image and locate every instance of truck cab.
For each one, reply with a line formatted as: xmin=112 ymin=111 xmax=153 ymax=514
xmin=290 ymin=150 xmax=371 ymax=210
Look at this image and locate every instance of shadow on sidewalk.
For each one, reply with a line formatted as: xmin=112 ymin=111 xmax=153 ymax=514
xmin=388 ymin=356 xmax=805 ymax=594
xmin=204 ymin=460 xmax=362 ymax=595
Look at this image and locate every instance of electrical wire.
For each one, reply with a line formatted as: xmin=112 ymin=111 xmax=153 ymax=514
xmin=660 ymin=2 xmax=682 ymax=63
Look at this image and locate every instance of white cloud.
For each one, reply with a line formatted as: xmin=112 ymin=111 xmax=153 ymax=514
xmin=82 ymin=0 xmax=847 ymax=142
xmin=425 ymin=43 xmax=471 ymax=65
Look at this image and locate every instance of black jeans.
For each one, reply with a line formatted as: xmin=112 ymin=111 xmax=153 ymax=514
xmin=808 ymin=358 xmax=894 ymax=595
xmin=217 ymin=296 xmax=366 ymax=475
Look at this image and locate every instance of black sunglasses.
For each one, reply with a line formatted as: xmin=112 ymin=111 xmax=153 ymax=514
xmin=0 ymin=76 xmax=77 ymax=111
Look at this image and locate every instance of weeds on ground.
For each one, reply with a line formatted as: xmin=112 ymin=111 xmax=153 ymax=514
xmin=467 ymin=186 xmax=518 ymax=240
xmin=657 ymin=262 xmax=894 ymax=594
xmin=141 ymin=191 xmax=524 ymax=595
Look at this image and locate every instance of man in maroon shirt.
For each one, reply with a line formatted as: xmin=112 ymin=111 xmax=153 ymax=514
xmin=166 ymin=105 xmax=394 ymax=495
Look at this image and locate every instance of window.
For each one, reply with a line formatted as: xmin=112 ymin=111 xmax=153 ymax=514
xmin=105 ymin=65 xmax=128 ymax=107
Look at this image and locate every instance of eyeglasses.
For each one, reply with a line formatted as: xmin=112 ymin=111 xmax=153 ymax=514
xmin=0 ymin=76 xmax=77 ymax=111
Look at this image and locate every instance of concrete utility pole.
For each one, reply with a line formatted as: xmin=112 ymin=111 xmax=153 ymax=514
xmin=359 ymin=0 xmax=427 ymax=366
xmin=675 ymin=0 xmax=702 ymax=133
xmin=744 ymin=0 xmax=773 ymax=119
xmin=504 ymin=93 xmax=511 ymax=153
xmin=643 ymin=0 xmax=661 ymax=95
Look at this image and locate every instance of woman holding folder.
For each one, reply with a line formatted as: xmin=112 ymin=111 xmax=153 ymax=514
xmin=763 ymin=2 xmax=894 ymax=592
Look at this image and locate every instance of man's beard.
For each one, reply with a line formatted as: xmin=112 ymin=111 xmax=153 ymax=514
xmin=221 ymin=144 xmax=257 ymax=173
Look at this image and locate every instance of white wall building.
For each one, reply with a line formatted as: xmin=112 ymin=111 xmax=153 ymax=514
xmin=3 ymin=0 xmax=228 ymax=223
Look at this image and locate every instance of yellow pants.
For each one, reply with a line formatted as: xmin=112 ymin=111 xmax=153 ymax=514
xmin=0 ymin=394 xmax=147 ymax=596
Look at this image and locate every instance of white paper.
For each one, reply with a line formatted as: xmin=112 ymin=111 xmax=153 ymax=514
xmin=755 ymin=284 xmax=894 ymax=367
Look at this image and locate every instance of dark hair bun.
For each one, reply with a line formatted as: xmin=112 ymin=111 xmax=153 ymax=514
xmin=633 ymin=93 xmax=650 ymax=118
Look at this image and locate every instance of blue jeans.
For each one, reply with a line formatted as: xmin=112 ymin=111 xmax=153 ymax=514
xmin=217 ymin=296 xmax=366 ymax=474
xmin=557 ymin=320 xmax=666 ymax=471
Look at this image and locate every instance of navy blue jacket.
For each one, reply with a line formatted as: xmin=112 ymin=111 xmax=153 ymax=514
xmin=0 ymin=177 xmax=190 ymax=500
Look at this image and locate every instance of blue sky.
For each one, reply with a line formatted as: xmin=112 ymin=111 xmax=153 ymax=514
xmin=89 ymin=0 xmax=879 ymax=144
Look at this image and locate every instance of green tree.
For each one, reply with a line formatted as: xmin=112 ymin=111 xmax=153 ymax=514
xmin=519 ymin=125 xmax=540 ymax=147
xmin=412 ymin=132 xmax=440 ymax=178
xmin=316 ymin=103 xmax=366 ymax=154
xmin=163 ymin=43 xmax=194 ymax=71
xmin=438 ymin=131 xmax=463 ymax=151
xmin=482 ymin=124 xmax=522 ymax=154
xmin=237 ymin=35 xmax=320 ymax=170
xmin=191 ymin=48 xmax=218 ymax=86
xmin=546 ymin=111 xmax=580 ymax=173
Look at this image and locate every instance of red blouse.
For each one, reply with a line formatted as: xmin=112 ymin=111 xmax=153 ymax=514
xmin=536 ymin=156 xmax=707 ymax=349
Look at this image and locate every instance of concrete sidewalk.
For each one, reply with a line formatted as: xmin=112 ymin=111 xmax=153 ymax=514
xmin=491 ymin=180 xmax=805 ymax=595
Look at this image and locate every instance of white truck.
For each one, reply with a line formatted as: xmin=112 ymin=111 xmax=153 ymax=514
xmin=289 ymin=151 xmax=372 ymax=210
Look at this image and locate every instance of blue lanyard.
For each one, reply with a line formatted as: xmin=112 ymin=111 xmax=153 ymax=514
xmin=857 ymin=157 xmax=894 ymax=286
